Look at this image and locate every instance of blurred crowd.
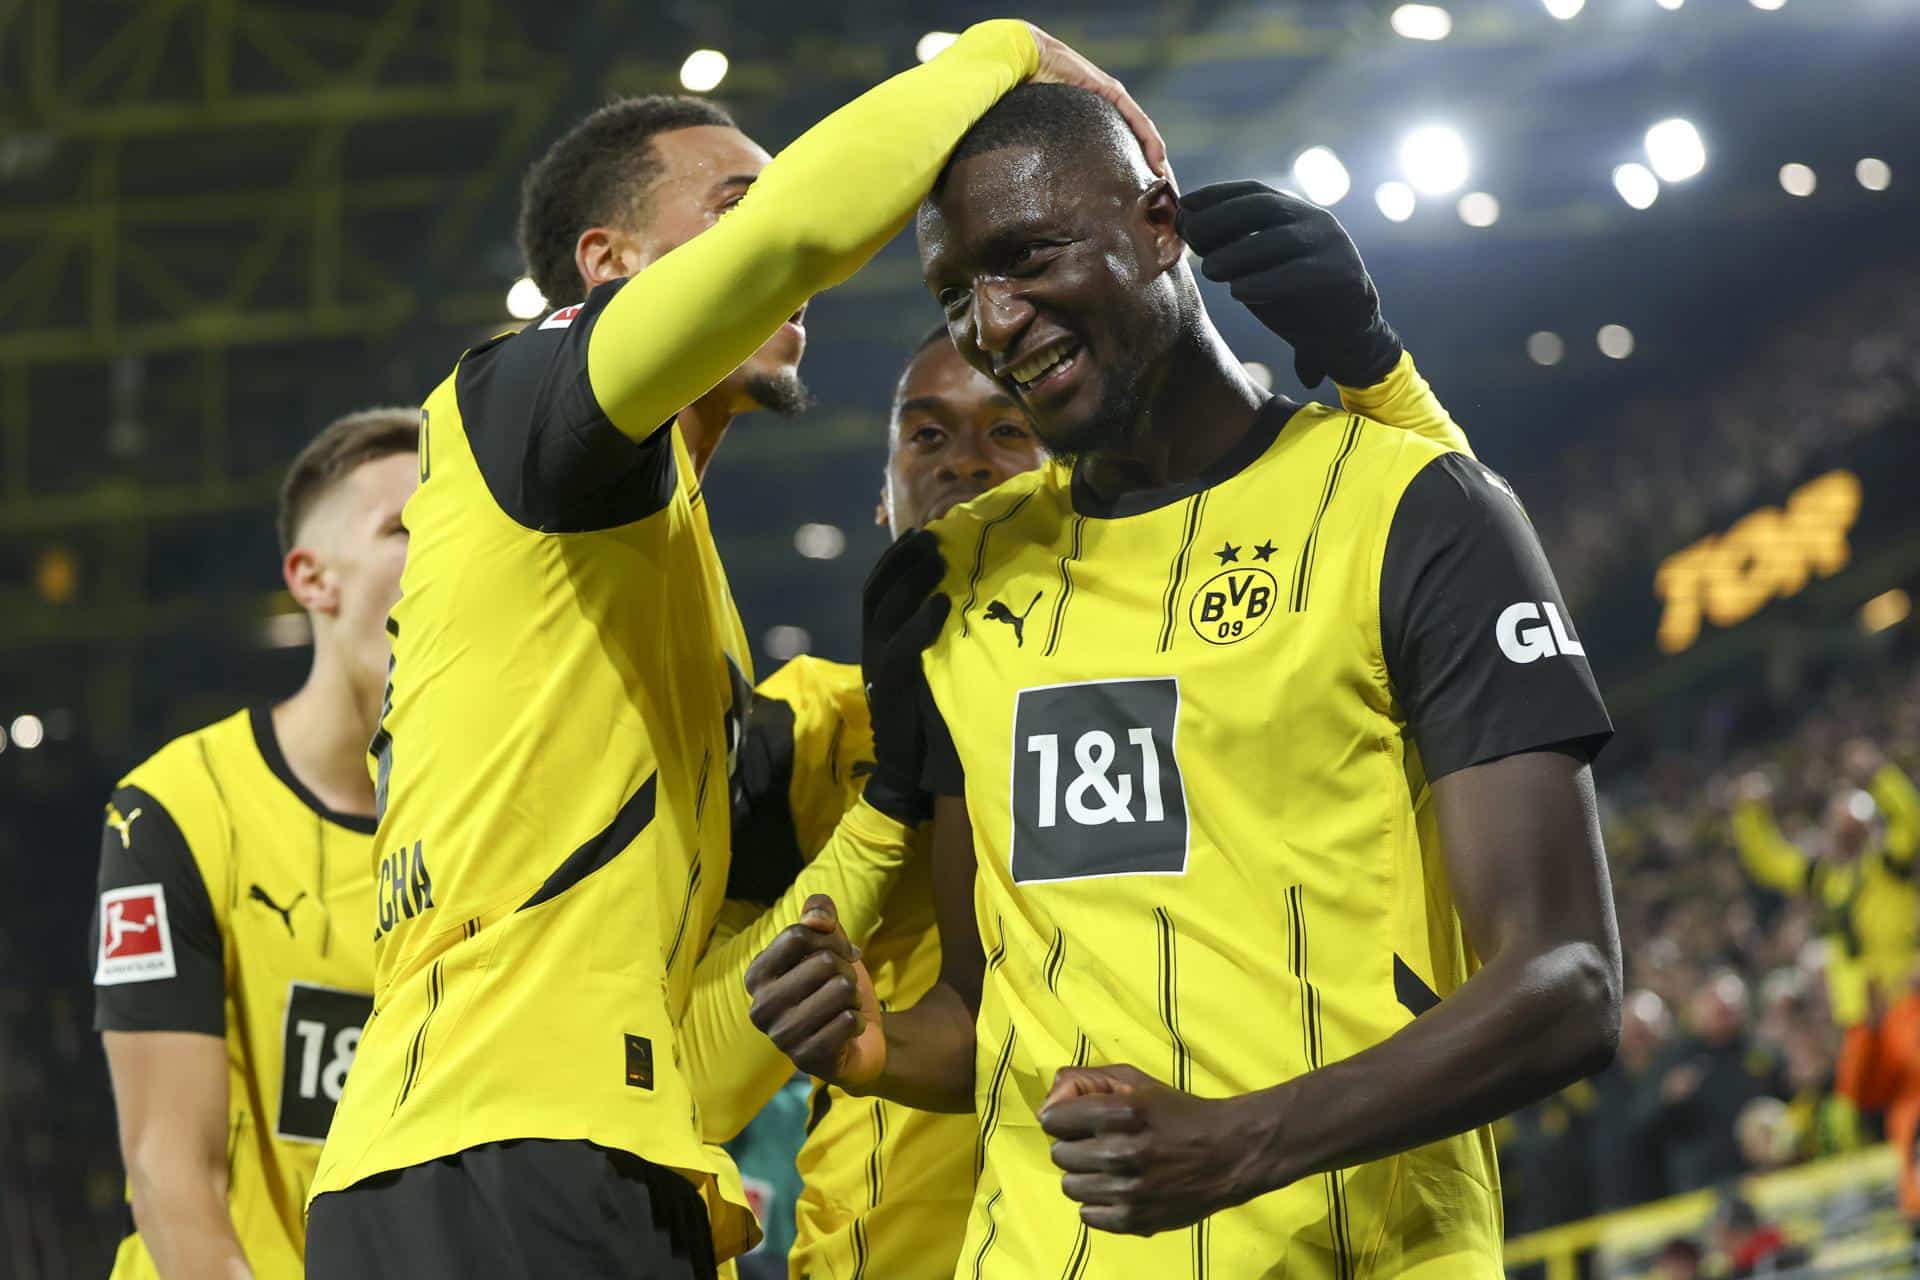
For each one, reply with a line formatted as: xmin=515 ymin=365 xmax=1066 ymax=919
xmin=1502 ymin=660 xmax=1920 ymax=1252
xmin=1544 ymin=264 xmax=1920 ymax=611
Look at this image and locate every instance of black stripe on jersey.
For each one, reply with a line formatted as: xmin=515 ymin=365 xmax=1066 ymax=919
xmin=1193 ymin=1216 xmax=1211 ymax=1280
xmin=1042 ymin=515 xmax=1087 ymax=658
xmin=693 ymin=748 xmax=713 ymax=822
xmin=970 ymin=1189 xmax=1003 ymax=1280
xmin=394 ymin=957 xmax=445 ymax=1114
xmin=1291 ymin=416 xmax=1362 ymax=612
xmin=960 ymin=492 xmax=1035 ymax=638
xmin=1043 ymin=927 xmax=1066 ymax=996
xmin=851 ymin=1219 xmax=870 ymax=1279
xmin=1157 ymin=492 xmax=1208 ymax=653
xmin=848 ymin=1100 xmax=886 ymax=1280
xmin=806 ymin=1081 xmax=833 ymax=1136
xmin=519 ymin=772 xmax=659 ymax=912
xmin=689 ymin=483 xmax=705 ymax=511
xmin=986 ymin=913 xmax=1007 ymax=974
xmin=1394 ymin=953 xmax=1442 ymax=1017
xmin=975 ymin=1022 xmax=1017 ymax=1182
xmin=662 ymin=856 xmax=704 ymax=976
xmin=1059 ymin=1222 xmax=1092 ymax=1280
xmin=1153 ymin=908 xmax=1193 ymax=1093
xmin=1072 ymin=1031 xmax=1090 ymax=1068
xmin=1286 ymin=885 xmax=1354 ymax=1278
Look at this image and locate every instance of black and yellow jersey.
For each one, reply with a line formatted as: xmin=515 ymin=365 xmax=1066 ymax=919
xmin=1733 ymin=764 xmax=1920 ymax=1024
xmin=731 ymin=656 xmax=975 ymax=1280
xmin=309 ymin=21 xmax=1046 ymax=1259
xmin=920 ymin=397 xmax=1611 ymax=1278
xmin=93 ymin=708 xmax=376 ymax=1279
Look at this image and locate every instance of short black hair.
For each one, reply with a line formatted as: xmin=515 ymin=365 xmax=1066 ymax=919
xmin=936 ymin=83 xmax=1139 ymax=194
xmin=518 ymin=95 xmax=736 ymax=308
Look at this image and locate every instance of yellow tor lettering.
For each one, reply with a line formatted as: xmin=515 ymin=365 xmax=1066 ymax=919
xmin=1653 ymin=469 xmax=1862 ymax=653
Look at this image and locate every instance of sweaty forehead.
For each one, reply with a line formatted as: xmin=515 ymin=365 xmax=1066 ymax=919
xmin=649 ymin=125 xmax=770 ymax=193
xmin=918 ymin=146 xmax=1133 ymax=270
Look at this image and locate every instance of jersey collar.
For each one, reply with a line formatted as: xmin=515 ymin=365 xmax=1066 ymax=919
xmin=1069 ymin=395 xmax=1301 ymax=519
xmin=249 ymin=706 xmax=379 ymax=835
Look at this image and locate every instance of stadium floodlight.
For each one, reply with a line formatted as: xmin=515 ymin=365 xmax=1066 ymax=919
xmin=1389 ymin=4 xmax=1452 ymax=40
xmin=1242 ymin=361 xmax=1274 ymax=391
xmin=1398 ymin=125 xmax=1469 ymax=196
xmin=679 ymin=48 xmax=729 ymax=92
xmin=793 ymin=522 xmax=847 ymax=560
xmin=765 ymin=624 xmax=811 ymax=660
xmin=9 ymin=714 xmax=44 ymax=750
xmin=1612 ymin=162 xmax=1660 ymax=209
xmin=1862 ymin=589 xmax=1912 ymax=634
xmin=1375 ymin=181 xmax=1417 ymax=222
xmin=916 ymin=30 xmax=959 ymax=62
xmin=506 ymin=276 xmax=547 ymax=320
xmin=1749 ymin=0 xmax=1785 ymax=9
xmin=1597 ymin=324 xmax=1635 ymax=359
xmin=1292 ymin=147 xmax=1351 ymax=206
xmin=1457 ymin=192 xmax=1499 ymax=227
xmin=1541 ymin=0 xmax=1585 ymax=19
xmin=1644 ymin=118 xmax=1706 ymax=182
xmin=1857 ymin=158 xmax=1892 ymax=192
xmin=1779 ymin=163 xmax=1816 ymax=197
xmin=1527 ymin=332 xmax=1565 ymax=366
xmin=1656 ymin=0 xmax=1684 ymax=8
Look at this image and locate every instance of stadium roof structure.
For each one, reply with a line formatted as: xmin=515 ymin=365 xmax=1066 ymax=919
xmin=1 ymin=0 xmax=1916 ymax=749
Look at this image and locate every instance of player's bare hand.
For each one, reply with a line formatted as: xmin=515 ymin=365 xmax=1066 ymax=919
xmin=1024 ymin=25 xmax=1170 ymax=182
xmin=745 ymin=894 xmax=886 ymax=1086
xmin=1039 ymin=1064 xmax=1257 ymax=1236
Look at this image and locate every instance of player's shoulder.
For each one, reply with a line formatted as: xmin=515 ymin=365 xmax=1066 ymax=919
xmin=118 ymin=706 xmax=254 ymax=811
xmin=924 ymin=463 xmax=1070 ymax=590
xmin=756 ymin=654 xmax=863 ymax=713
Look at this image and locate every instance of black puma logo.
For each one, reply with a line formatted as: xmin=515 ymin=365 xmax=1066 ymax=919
xmin=984 ymin=591 xmax=1044 ymax=647
xmin=248 ymin=884 xmax=307 ymax=937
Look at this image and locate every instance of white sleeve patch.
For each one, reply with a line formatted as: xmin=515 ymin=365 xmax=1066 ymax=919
xmin=95 ymin=882 xmax=178 ymax=985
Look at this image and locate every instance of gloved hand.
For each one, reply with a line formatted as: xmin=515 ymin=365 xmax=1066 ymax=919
xmin=1178 ymin=180 xmax=1403 ymax=389
xmin=860 ymin=530 xmax=952 ymax=824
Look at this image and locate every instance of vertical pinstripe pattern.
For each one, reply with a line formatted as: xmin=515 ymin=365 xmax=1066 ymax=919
xmin=1155 ymin=908 xmax=1210 ymax=1279
xmin=1290 ymin=417 xmax=1362 ymax=612
xmin=975 ymin=1022 xmax=1017 ymax=1182
xmin=1157 ymin=494 xmax=1209 ymax=652
xmin=1286 ymin=886 xmax=1354 ymax=1278
xmin=849 ymin=1101 xmax=887 ymax=1280
xmin=1044 ymin=927 xmax=1066 ymax=996
xmin=970 ymin=1189 xmax=1004 ymax=1280
xmin=960 ymin=493 xmax=1035 ymax=638
xmin=1042 ymin=516 xmax=1087 ymax=657
xmin=1058 ymin=1221 xmax=1093 ymax=1279
xmin=662 ymin=856 xmax=703 ymax=976
xmin=393 ymin=957 xmax=445 ymax=1114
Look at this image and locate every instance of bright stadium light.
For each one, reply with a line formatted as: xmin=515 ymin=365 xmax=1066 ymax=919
xmin=1390 ymin=4 xmax=1453 ymax=40
xmin=1656 ymin=0 xmax=1684 ymax=8
xmin=1597 ymin=324 xmax=1635 ymax=359
xmin=1749 ymin=0 xmax=1785 ymax=10
xmin=1292 ymin=147 xmax=1351 ymax=206
xmin=1243 ymin=361 xmax=1274 ymax=391
xmin=10 ymin=714 xmax=44 ymax=750
xmin=1541 ymin=0 xmax=1585 ymax=19
xmin=1399 ymin=125 xmax=1469 ymax=196
xmin=1861 ymin=589 xmax=1912 ymax=634
xmin=505 ymin=276 xmax=547 ymax=320
xmin=1375 ymin=181 xmax=1417 ymax=222
xmin=1457 ymin=191 xmax=1500 ymax=227
xmin=1612 ymin=162 xmax=1661 ymax=209
xmin=1857 ymin=158 xmax=1892 ymax=191
xmin=679 ymin=48 xmax=729 ymax=92
xmin=793 ymin=522 xmax=846 ymax=560
xmin=765 ymin=625 xmax=811 ymax=660
xmin=1527 ymin=331 xmax=1565 ymax=366
xmin=1779 ymin=163 xmax=1816 ymax=197
xmin=916 ymin=30 xmax=959 ymax=62
xmin=1644 ymin=118 xmax=1706 ymax=182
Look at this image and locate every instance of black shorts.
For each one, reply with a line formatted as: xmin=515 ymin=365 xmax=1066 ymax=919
xmin=306 ymin=1139 xmax=718 ymax=1280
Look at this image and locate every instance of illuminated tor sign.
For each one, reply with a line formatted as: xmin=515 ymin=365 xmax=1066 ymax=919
xmin=1653 ymin=470 xmax=1861 ymax=654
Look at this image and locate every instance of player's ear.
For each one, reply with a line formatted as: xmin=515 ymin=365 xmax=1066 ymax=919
xmin=283 ymin=545 xmax=338 ymax=618
xmin=1138 ymin=179 xmax=1184 ymax=275
xmin=575 ymin=226 xmax=644 ymax=294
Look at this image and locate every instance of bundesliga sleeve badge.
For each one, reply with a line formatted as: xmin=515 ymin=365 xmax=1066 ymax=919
xmin=95 ymin=882 xmax=178 ymax=985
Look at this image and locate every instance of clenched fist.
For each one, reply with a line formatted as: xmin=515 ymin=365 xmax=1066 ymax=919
xmin=745 ymin=894 xmax=886 ymax=1087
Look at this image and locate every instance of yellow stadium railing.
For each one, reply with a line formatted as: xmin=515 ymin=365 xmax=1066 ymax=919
xmin=1503 ymin=1145 xmax=1899 ymax=1279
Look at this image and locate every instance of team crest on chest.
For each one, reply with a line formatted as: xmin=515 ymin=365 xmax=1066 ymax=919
xmin=1188 ymin=560 xmax=1278 ymax=646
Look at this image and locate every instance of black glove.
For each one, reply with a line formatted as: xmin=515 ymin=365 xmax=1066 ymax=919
xmin=1178 ymin=180 xmax=1403 ymax=389
xmin=860 ymin=530 xmax=952 ymax=825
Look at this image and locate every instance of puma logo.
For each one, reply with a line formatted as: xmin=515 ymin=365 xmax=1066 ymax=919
xmin=984 ymin=591 xmax=1044 ymax=647
xmin=105 ymin=803 xmax=144 ymax=849
xmin=248 ymin=884 xmax=307 ymax=937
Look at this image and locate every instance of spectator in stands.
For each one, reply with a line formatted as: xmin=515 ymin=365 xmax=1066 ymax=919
xmin=1653 ymin=1238 xmax=1704 ymax=1280
xmin=1731 ymin=740 xmax=1920 ymax=1025
xmin=1837 ymin=976 xmax=1920 ymax=1224
xmin=1649 ymin=971 xmax=1777 ymax=1193
xmin=1712 ymin=1194 xmax=1806 ymax=1277
xmin=1589 ymin=989 xmax=1674 ymax=1211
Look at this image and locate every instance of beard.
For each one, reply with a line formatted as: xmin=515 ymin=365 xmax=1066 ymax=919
xmin=743 ymin=367 xmax=813 ymax=418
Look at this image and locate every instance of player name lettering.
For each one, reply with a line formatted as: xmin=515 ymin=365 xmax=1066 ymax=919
xmin=1496 ymin=601 xmax=1586 ymax=665
xmin=374 ymin=839 xmax=435 ymax=940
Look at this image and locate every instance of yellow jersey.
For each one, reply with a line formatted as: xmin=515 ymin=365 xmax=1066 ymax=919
xmin=310 ymin=281 xmax=760 ymax=1256
xmin=735 ymin=656 xmax=975 ymax=1280
xmin=93 ymin=708 xmax=376 ymax=1279
xmin=920 ymin=398 xmax=1612 ymax=1278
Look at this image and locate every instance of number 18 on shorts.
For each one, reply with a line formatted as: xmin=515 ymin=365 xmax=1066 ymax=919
xmin=1010 ymin=677 xmax=1190 ymax=884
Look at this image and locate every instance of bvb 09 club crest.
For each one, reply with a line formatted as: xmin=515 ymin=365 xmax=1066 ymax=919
xmin=1189 ymin=566 xmax=1277 ymax=645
